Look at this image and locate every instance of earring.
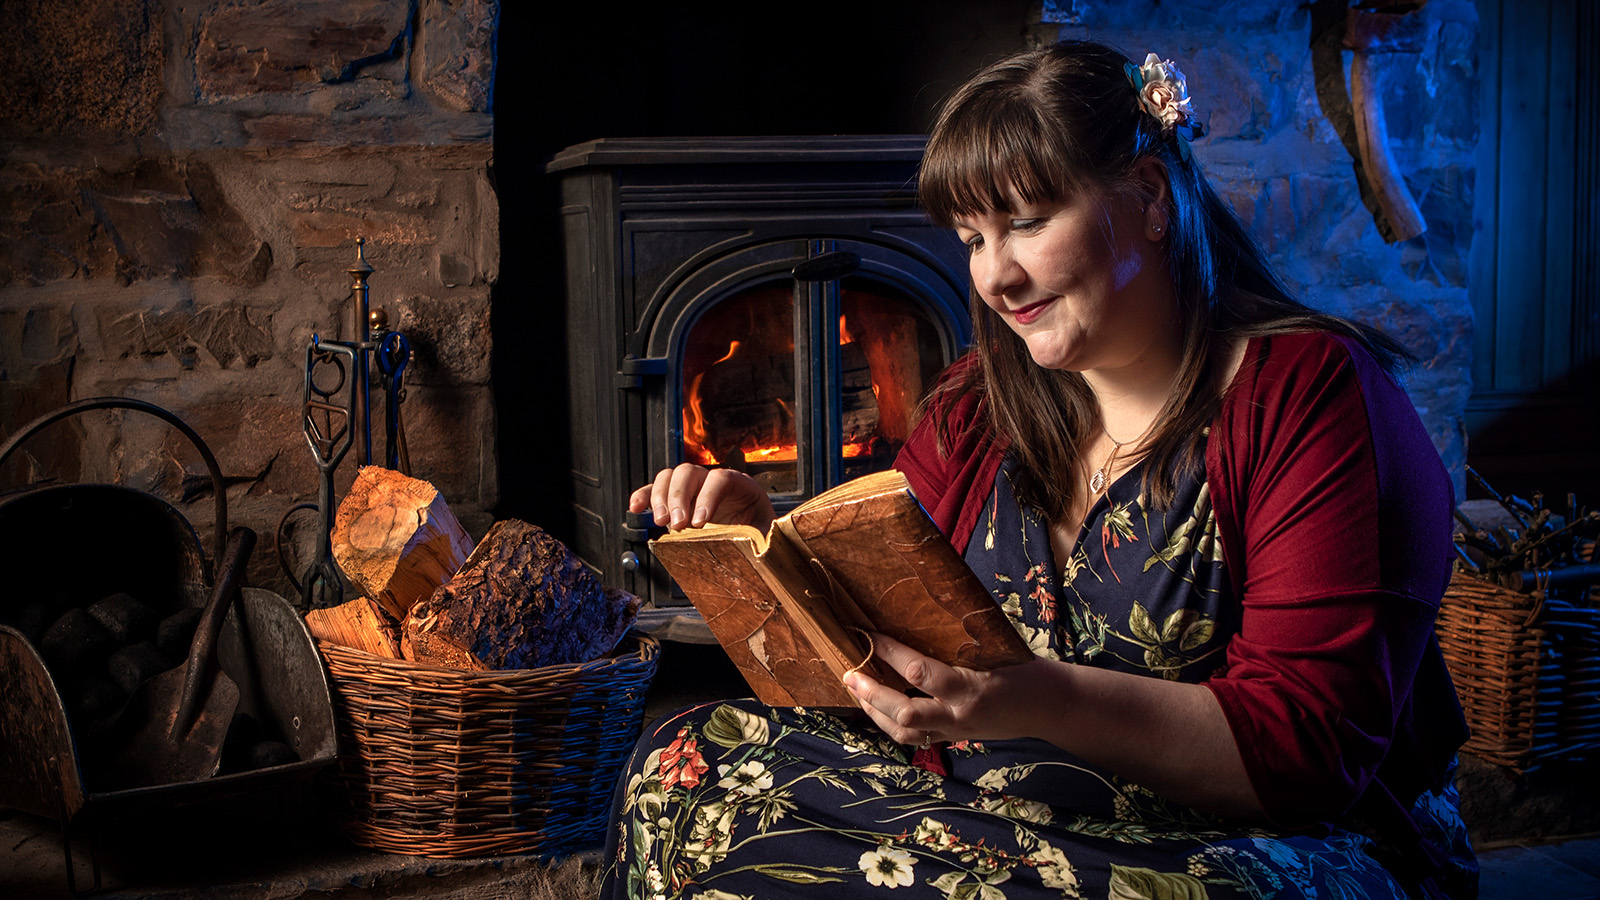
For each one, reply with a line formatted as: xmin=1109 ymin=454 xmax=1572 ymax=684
xmin=1147 ymin=205 xmax=1167 ymax=237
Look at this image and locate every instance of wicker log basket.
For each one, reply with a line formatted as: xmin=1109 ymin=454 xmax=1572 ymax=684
xmin=1438 ymin=572 xmax=1600 ymax=770
xmin=317 ymin=632 xmax=659 ymax=857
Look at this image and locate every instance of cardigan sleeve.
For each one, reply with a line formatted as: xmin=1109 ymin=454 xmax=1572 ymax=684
xmin=894 ymin=356 xmax=1009 ymax=554
xmin=1204 ymin=333 xmax=1459 ymax=827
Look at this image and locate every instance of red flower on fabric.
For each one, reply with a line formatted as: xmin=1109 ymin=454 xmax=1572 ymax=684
xmin=658 ymin=725 xmax=710 ymax=790
xmin=1025 ymin=563 xmax=1057 ymax=624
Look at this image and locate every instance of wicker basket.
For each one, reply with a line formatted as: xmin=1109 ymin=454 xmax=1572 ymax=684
xmin=1437 ymin=573 xmax=1600 ymax=770
xmin=317 ymin=632 xmax=659 ymax=857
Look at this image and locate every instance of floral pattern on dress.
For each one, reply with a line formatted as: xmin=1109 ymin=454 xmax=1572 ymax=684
xmin=600 ymin=447 xmax=1476 ymax=900
xmin=983 ymin=457 xmax=1230 ymax=680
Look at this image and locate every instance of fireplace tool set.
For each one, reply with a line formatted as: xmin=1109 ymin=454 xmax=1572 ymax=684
xmin=280 ymin=238 xmax=413 ymax=612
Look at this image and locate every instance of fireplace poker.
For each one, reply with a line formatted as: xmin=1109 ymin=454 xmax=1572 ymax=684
xmin=284 ymin=239 xmax=412 ymax=607
xmin=374 ymin=319 xmax=412 ymax=474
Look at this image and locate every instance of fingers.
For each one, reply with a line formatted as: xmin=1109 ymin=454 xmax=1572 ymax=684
xmin=664 ymin=464 xmax=710 ymax=529
xmin=870 ymin=632 xmax=963 ymax=699
xmin=843 ymin=635 xmax=961 ymax=747
xmin=843 ymin=670 xmax=935 ymax=746
xmin=695 ymin=468 xmax=761 ymax=527
xmin=629 ymin=464 xmax=774 ymax=532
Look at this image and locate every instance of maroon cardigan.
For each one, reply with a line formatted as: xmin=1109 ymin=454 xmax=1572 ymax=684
xmin=895 ymin=332 xmax=1469 ymax=831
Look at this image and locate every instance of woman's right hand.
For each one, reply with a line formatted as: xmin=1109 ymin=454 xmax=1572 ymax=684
xmin=628 ymin=463 xmax=776 ymax=533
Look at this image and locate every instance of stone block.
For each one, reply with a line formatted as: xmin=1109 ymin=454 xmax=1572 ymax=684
xmin=1431 ymin=20 xmax=1481 ymax=147
xmin=0 ymin=361 xmax=79 ymax=491
xmin=0 ymin=159 xmax=271 ymax=288
xmin=260 ymin=147 xmax=493 ymax=283
xmin=95 ymin=297 xmax=274 ymax=371
xmin=290 ymin=209 xmax=437 ymax=253
xmin=242 ymin=115 xmax=405 ymax=147
xmin=1399 ymin=164 xmax=1475 ymax=289
xmin=196 ymin=0 xmax=410 ymax=98
xmin=165 ymin=392 xmax=316 ymax=501
xmin=417 ymin=0 xmax=498 ymax=114
xmin=391 ymin=382 xmax=497 ymax=514
xmin=1189 ymin=46 xmax=1272 ymax=142
xmin=0 ymin=305 xmax=78 ymax=372
xmin=0 ymin=0 xmax=162 ymax=136
xmin=388 ymin=289 xmax=492 ymax=386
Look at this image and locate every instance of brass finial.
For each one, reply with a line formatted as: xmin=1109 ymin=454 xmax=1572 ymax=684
xmin=349 ymin=236 xmax=374 ymax=278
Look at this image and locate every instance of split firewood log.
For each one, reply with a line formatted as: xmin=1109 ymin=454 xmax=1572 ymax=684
xmin=331 ymin=467 xmax=476 ymax=621
xmin=304 ymin=597 xmax=403 ymax=659
xmin=403 ymin=519 xmax=641 ymax=671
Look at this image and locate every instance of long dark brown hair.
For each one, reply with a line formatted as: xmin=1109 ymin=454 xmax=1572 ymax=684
xmin=916 ymin=40 xmax=1409 ymax=520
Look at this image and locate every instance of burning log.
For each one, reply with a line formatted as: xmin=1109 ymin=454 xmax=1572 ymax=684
xmin=842 ymin=298 xmax=926 ymax=445
xmin=331 ymin=467 xmax=476 ymax=621
xmin=403 ymin=519 xmax=641 ymax=671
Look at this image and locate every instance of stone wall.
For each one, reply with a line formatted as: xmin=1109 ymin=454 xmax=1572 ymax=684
xmin=0 ymin=0 xmax=500 ymax=597
xmin=0 ymin=0 xmax=1477 ymax=605
xmin=1044 ymin=0 xmax=1478 ymax=496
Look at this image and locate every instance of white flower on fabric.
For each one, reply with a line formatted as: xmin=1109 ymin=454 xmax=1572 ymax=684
xmin=975 ymin=792 xmax=1054 ymax=825
xmin=645 ymin=861 xmax=668 ymax=900
xmin=716 ymin=760 xmax=774 ymax=796
xmin=1128 ymin=52 xmax=1205 ymax=143
xmin=1033 ymin=841 xmax=1081 ymax=894
xmin=912 ymin=816 xmax=961 ymax=850
xmin=859 ymin=845 xmax=917 ymax=888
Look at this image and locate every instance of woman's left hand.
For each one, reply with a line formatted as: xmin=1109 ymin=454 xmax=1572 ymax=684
xmin=842 ymin=632 xmax=1047 ymax=747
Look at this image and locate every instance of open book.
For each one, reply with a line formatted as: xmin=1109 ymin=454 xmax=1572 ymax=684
xmin=648 ymin=468 xmax=1034 ymax=707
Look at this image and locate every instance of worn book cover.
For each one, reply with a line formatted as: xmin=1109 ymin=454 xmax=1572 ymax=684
xmin=648 ymin=469 xmax=1033 ymax=707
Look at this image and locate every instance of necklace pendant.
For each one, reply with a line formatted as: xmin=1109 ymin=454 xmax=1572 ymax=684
xmin=1089 ymin=468 xmax=1107 ymax=494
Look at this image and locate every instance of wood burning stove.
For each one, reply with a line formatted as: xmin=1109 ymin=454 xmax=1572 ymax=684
xmin=547 ymin=136 xmax=971 ymax=608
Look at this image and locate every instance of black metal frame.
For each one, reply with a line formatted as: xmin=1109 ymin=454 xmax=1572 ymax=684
xmin=547 ymin=136 xmax=972 ymax=607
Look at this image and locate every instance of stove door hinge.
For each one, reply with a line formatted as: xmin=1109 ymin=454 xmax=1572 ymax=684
xmin=617 ymin=355 xmax=667 ymax=390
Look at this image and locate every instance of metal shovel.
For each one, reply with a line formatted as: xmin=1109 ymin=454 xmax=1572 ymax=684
xmin=103 ymin=526 xmax=257 ymax=791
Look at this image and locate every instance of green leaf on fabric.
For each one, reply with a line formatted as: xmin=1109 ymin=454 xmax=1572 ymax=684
xmin=704 ymin=704 xmax=769 ymax=749
xmin=1108 ymin=865 xmax=1208 ymax=900
xmin=750 ymin=865 xmax=847 ymax=884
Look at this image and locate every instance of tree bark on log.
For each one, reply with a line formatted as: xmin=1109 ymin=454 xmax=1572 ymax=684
xmin=331 ymin=467 xmax=475 ymax=621
xmin=403 ymin=519 xmax=640 ymax=670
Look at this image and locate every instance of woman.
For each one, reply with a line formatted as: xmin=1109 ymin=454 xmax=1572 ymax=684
xmin=604 ymin=41 xmax=1475 ymax=900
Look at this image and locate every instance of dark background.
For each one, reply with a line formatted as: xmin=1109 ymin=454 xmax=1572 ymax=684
xmin=489 ymin=2 xmax=1040 ymax=538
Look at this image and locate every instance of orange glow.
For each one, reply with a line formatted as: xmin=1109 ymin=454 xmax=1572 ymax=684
xmin=681 ymin=369 xmax=716 ymax=464
xmin=839 ymin=314 xmax=854 ymax=344
xmin=682 ymin=334 xmax=875 ymax=468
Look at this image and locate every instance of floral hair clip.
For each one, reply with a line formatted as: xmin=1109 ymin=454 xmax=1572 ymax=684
xmin=1124 ymin=52 xmax=1206 ymax=158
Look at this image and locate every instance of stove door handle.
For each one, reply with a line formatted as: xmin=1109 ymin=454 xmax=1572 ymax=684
xmin=791 ymin=251 xmax=861 ymax=283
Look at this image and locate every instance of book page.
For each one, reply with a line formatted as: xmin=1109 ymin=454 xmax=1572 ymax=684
xmin=782 ymin=473 xmax=1033 ymax=671
xmin=792 ymin=468 xmax=910 ymax=514
xmin=649 ymin=521 xmax=770 ymax=552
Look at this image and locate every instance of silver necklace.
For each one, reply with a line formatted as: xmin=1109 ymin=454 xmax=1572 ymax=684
xmin=1088 ymin=421 xmax=1154 ymax=494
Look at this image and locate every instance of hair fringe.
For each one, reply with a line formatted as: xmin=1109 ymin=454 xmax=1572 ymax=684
xmin=916 ymin=40 xmax=1414 ymax=522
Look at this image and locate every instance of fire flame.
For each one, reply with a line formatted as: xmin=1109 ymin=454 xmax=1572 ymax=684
xmin=681 ymin=319 xmax=877 ymax=467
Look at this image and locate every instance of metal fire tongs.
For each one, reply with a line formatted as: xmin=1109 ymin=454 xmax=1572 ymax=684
xmin=280 ymin=238 xmax=412 ymax=610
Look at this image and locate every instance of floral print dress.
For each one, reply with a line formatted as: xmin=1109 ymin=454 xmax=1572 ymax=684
xmin=599 ymin=451 xmax=1474 ymax=900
